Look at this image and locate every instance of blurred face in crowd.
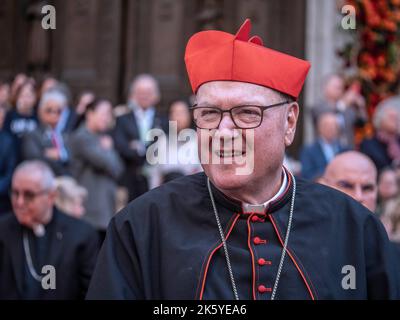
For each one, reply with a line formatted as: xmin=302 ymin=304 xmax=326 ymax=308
xmin=16 ymin=83 xmax=37 ymax=115
xmin=318 ymin=113 xmax=339 ymax=143
xmin=40 ymin=77 xmax=58 ymax=96
xmin=11 ymin=73 xmax=28 ymax=98
xmin=39 ymin=99 xmax=65 ymax=129
xmin=87 ymin=100 xmax=113 ymax=133
xmin=0 ymin=83 xmax=10 ymax=104
xmin=324 ymin=75 xmax=344 ymax=103
xmin=11 ymin=170 xmax=56 ymax=229
xmin=378 ymin=169 xmax=399 ymax=201
xmin=195 ymin=81 xmax=298 ymax=203
xmin=76 ymin=91 xmax=95 ymax=115
xmin=379 ymin=107 xmax=399 ymax=135
xmin=129 ymin=77 xmax=160 ymax=110
xmin=322 ymin=152 xmax=378 ymax=212
xmin=169 ymin=101 xmax=191 ymax=132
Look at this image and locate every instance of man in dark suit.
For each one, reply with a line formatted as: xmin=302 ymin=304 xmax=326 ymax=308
xmin=113 ymin=74 xmax=168 ymax=201
xmin=300 ymin=112 xmax=348 ymax=181
xmin=0 ymin=160 xmax=99 ymax=299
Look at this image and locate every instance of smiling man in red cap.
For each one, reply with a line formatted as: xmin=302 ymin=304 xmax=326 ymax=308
xmin=87 ymin=20 xmax=399 ymax=300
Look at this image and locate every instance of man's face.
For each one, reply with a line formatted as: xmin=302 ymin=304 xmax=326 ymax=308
xmin=39 ymin=99 xmax=64 ymax=128
xmin=326 ymin=166 xmax=377 ymax=212
xmin=11 ymin=171 xmax=56 ymax=229
xmin=196 ymin=81 xmax=298 ymax=193
xmin=129 ymin=80 xmax=159 ymax=110
xmin=324 ymin=76 xmax=344 ymax=102
xmin=318 ymin=114 xmax=339 ymax=142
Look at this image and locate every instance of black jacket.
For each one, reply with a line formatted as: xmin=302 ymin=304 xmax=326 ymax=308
xmin=0 ymin=209 xmax=100 ymax=299
xmin=113 ymin=109 xmax=168 ymax=200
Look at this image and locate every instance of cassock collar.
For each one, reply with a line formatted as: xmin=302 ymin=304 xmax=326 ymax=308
xmin=207 ymin=166 xmax=293 ymax=216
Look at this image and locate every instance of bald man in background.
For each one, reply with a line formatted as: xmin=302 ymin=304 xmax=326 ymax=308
xmin=321 ymin=151 xmax=378 ymax=212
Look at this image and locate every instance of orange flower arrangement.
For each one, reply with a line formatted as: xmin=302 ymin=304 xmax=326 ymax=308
xmin=339 ymin=0 xmax=400 ymax=141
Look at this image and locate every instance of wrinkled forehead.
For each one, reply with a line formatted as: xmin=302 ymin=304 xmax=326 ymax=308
xmin=333 ymin=167 xmax=377 ymax=186
xmin=196 ymin=81 xmax=283 ymax=106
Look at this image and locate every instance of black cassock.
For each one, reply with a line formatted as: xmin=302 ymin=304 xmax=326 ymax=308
xmin=0 ymin=209 xmax=100 ymax=299
xmin=87 ymin=170 xmax=400 ymax=300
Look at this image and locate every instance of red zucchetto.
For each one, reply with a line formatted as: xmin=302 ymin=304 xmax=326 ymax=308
xmin=185 ymin=19 xmax=311 ymax=99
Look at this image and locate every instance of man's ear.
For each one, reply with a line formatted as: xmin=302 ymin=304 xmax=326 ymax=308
xmin=284 ymin=102 xmax=299 ymax=147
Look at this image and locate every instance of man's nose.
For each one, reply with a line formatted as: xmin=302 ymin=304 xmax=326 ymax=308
xmin=353 ymin=185 xmax=364 ymax=202
xmin=216 ymin=114 xmax=239 ymax=138
xmin=14 ymin=194 xmax=26 ymax=206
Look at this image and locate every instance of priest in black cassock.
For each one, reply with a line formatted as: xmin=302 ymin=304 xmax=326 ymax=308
xmin=87 ymin=19 xmax=400 ymax=300
xmin=0 ymin=160 xmax=100 ymax=299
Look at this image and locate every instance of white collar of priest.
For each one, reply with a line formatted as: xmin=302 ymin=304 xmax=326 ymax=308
xmin=242 ymin=168 xmax=288 ymax=214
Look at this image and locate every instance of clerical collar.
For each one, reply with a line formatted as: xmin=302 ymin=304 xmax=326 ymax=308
xmin=242 ymin=168 xmax=288 ymax=214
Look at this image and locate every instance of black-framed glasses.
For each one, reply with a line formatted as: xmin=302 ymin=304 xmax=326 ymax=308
xmin=190 ymin=101 xmax=290 ymax=129
xmin=10 ymin=189 xmax=49 ymax=203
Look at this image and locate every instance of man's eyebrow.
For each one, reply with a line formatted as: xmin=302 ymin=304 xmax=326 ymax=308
xmin=362 ymin=183 xmax=376 ymax=190
xmin=336 ymin=180 xmax=354 ymax=188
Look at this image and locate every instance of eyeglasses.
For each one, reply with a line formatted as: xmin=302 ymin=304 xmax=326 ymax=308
xmin=43 ymin=108 xmax=63 ymax=115
xmin=190 ymin=101 xmax=290 ymax=129
xmin=10 ymin=189 xmax=49 ymax=203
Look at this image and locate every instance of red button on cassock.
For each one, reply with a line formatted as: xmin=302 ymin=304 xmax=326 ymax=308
xmin=251 ymin=215 xmax=259 ymax=222
xmin=258 ymin=258 xmax=271 ymax=266
xmin=258 ymin=285 xmax=272 ymax=293
xmin=253 ymin=237 xmax=261 ymax=245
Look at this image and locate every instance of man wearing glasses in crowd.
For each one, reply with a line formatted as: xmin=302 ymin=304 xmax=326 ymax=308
xmin=0 ymin=160 xmax=99 ymax=299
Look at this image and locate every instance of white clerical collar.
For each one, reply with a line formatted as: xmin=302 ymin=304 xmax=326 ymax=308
xmin=242 ymin=168 xmax=288 ymax=213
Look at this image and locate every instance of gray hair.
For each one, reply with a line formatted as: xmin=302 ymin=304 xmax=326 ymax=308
xmin=373 ymin=97 xmax=400 ymax=130
xmin=39 ymin=89 xmax=68 ymax=111
xmin=128 ymin=74 xmax=160 ymax=98
xmin=14 ymin=160 xmax=56 ymax=191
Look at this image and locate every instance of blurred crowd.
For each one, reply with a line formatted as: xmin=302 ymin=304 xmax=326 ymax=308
xmin=1 ymin=72 xmax=400 ymax=299
xmin=0 ymin=73 xmax=202 ymax=237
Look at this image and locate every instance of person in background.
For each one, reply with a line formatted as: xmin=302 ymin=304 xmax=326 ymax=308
xmin=0 ymin=104 xmax=17 ymax=215
xmin=38 ymin=75 xmax=59 ymax=99
xmin=22 ymin=90 xmax=70 ymax=176
xmin=377 ymin=167 xmax=399 ymax=215
xmin=0 ymin=160 xmax=99 ymax=299
xmin=113 ymin=74 xmax=168 ymax=200
xmin=155 ymin=99 xmax=202 ymax=185
xmin=69 ymin=99 xmax=124 ymax=241
xmin=360 ymin=100 xmax=400 ymax=172
xmin=10 ymin=73 xmax=29 ymax=106
xmin=55 ymin=176 xmax=87 ymax=219
xmin=312 ymin=74 xmax=366 ymax=147
xmin=300 ymin=112 xmax=348 ymax=181
xmin=72 ymin=90 xmax=95 ymax=131
xmin=4 ymin=79 xmax=38 ymax=162
xmin=321 ymin=151 xmax=378 ymax=212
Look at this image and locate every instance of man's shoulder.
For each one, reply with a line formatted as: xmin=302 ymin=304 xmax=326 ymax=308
xmin=55 ymin=209 xmax=97 ymax=237
xmin=296 ymin=177 xmax=374 ymax=221
xmin=115 ymin=172 xmax=206 ymax=222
